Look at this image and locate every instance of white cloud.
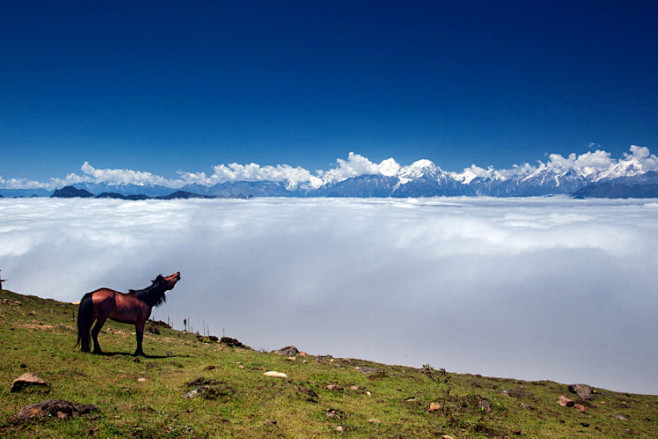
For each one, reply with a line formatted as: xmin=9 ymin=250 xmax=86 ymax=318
xmin=78 ymin=161 xmax=185 ymax=187
xmin=207 ymin=162 xmax=322 ymax=189
xmin=0 ymin=176 xmax=52 ymax=190
xmin=378 ymin=158 xmax=402 ymax=176
xmin=0 ymin=197 xmax=656 ymax=394
xmin=317 ymin=152 xmax=401 ymax=184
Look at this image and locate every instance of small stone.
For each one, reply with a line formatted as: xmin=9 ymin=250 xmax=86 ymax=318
xmin=264 ymin=371 xmax=288 ymax=378
xmin=574 ymin=403 xmax=586 ymax=412
xmin=299 ymin=352 xmax=307 ymax=356
xmin=182 ymin=387 xmax=204 ymax=399
xmin=614 ymin=414 xmax=629 ymax=421
xmin=366 ymin=391 xmax=372 ymax=396
xmin=369 ymin=418 xmax=381 ymax=424
xmin=558 ymin=396 xmax=574 ymax=407
xmin=429 ymin=402 xmax=441 ymax=411
xmin=326 ymin=408 xmax=345 ymax=420
xmin=520 ymin=403 xmax=533 ymax=410
xmin=11 ymin=373 xmax=48 ymax=393
xmin=137 ymin=377 xmax=147 ymax=382
xmin=405 ymin=397 xmax=417 ymax=402
xmin=323 ymin=384 xmax=344 ymax=391
xmin=287 ymin=356 xmax=296 ymax=361
xmin=442 ymin=435 xmax=455 ymax=439
xmin=204 ymin=365 xmax=216 ymax=370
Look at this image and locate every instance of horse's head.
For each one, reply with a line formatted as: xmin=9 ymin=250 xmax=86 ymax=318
xmin=162 ymin=272 xmax=181 ymax=291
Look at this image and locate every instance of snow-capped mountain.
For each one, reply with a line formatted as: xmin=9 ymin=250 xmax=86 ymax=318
xmin=572 ymin=171 xmax=658 ymax=198
xmin=174 ymin=163 xmax=593 ymax=198
xmin=41 ymin=164 xmax=658 ymax=199
xmin=3 ymin=146 xmax=657 ymax=199
xmin=173 ymin=156 xmax=658 ymax=198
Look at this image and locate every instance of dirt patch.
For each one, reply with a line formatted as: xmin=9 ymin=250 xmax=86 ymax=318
xmin=367 ymin=372 xmax=390 ymax=381
xmin=22 ymin=323 xmax=56 ymax=330
xmin=11 ymin=399 xmax=98 ymax=424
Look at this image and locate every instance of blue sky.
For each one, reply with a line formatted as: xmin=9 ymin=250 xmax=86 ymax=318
xmin=1 ymin=0 xmax=657 ymax=181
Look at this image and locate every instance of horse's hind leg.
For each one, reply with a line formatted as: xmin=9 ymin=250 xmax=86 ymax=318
xmin=134 ymin=318 xmax=146 ymax=357
xmin=91 ymin=316 xmax=107 ymax=354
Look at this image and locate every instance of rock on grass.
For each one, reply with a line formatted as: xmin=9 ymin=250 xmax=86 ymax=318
xmin=568 ymin=383 xmax=595 ymax=401
xmin=11 ymin=373 xmax=49 ymax=393
xmin=271 ymin=346 xmax=299 ymax=356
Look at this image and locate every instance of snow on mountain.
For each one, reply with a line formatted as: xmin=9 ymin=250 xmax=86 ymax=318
xmin=3 ymin=146 xmax=658 ymax=198
xmin=573 ymin=171 xmax=658 ymax=198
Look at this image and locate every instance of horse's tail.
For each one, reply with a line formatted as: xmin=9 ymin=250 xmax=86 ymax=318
xmin=76 ymin=293 xmax=94 ymax=352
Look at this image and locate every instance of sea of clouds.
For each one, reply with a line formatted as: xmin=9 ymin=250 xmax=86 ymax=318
xmin=1 ymin=196 xmax=657 ymax=394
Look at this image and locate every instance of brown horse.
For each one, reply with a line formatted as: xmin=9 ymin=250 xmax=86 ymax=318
xmin=77 ymin=272 xmax=181 ymax=356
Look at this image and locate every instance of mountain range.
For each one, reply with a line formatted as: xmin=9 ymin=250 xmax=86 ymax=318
xmin=10 ymin=169 xmax=656 ymax=200
xmin=3 ymin=150 xmax=658 ymax=199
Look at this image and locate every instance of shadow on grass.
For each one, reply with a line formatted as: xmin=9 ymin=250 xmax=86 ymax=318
xmin=92 ymin=351 xmax=191 ymax=359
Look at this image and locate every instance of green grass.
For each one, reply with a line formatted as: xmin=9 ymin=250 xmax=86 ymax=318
xmin=1 ymin=288 xmax=656 ymax=438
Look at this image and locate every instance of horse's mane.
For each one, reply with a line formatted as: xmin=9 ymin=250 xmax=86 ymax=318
xmin=130 ymin=275 xmax=168 ymax=308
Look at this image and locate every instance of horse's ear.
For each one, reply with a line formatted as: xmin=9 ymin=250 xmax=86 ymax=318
xmin=153 ymin=275 xmax=164 ymax=283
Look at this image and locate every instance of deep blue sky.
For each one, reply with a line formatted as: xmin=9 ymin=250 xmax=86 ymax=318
xmin=1 ymin=0 xmax=657 ymax=180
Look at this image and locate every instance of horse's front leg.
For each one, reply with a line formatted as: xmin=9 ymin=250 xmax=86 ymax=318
xmin=134 ymin=319 xmax=146 ymax=357
xmin=91 ymin=316 xmax=107 ymax=354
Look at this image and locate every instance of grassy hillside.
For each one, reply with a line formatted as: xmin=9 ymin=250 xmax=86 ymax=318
xmin=1 ymin=289 xmax=656 ymax=438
